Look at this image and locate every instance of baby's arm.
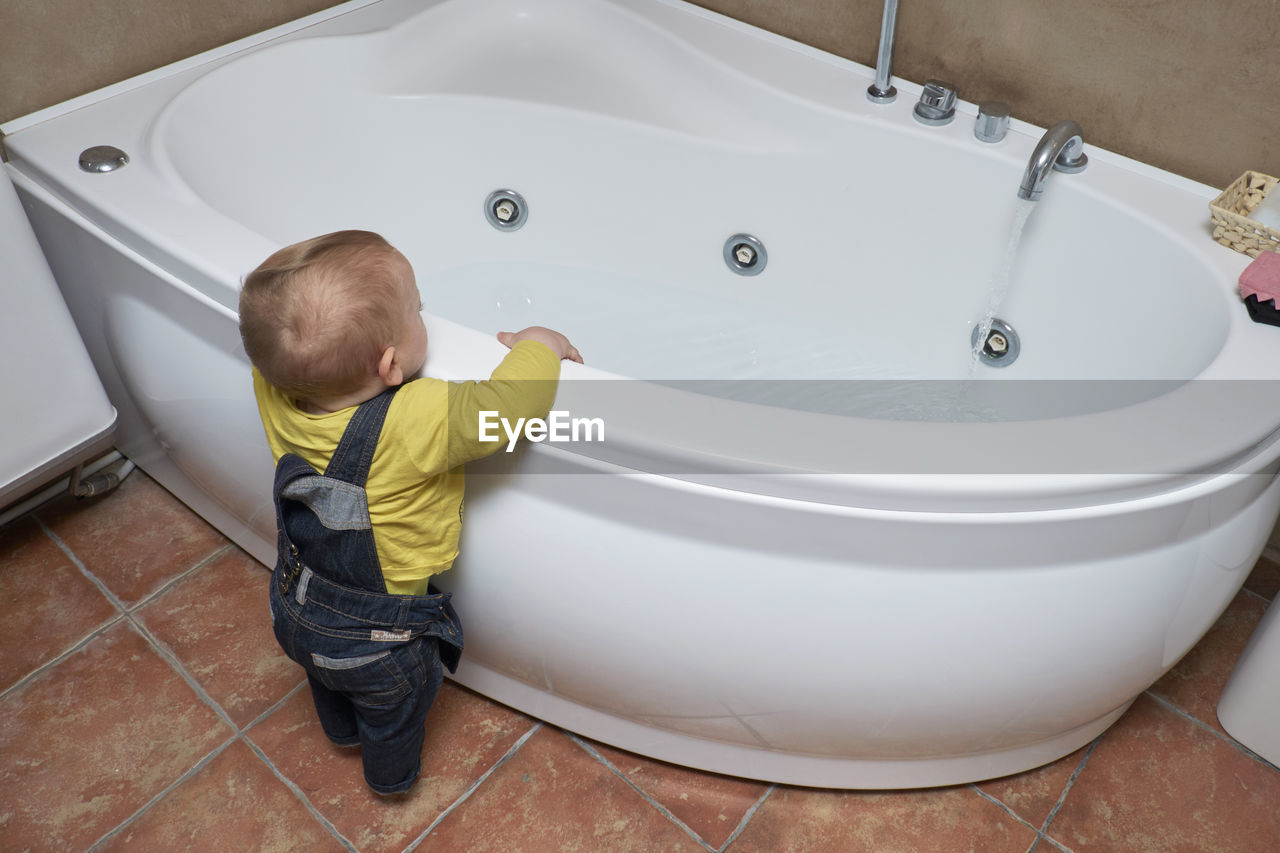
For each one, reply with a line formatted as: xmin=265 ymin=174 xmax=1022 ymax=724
xmin=497 ymin=326 xmax=584 ymax=364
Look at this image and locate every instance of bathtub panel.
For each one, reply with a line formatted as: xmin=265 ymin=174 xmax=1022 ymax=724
xmin=447 ymin=452 xmax=1280 ymax=776
xmin=15 ymin=182 xmax=278 ymax=563
xmin=103 ymin=294 xmax=274 ymax=537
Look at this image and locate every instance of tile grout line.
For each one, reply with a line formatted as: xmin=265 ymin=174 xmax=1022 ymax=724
xmin=1033 ymin=738 xmax=1098 ymax=853
xmin=0 ymin=611 xmax=126 ymax=701
xmin=968 ymin=784 xmax=1047 ymax=841
xmin=124 ymin=542 xmax=238 ymax=613
xmin=77 ymin=615 xmax=254 ymax=845
xmin=243 ymin=677 xmax=309 ymax=731
xmin=239 ymin=735 xmax=360 ymax=853
xmin=32 ymin=510 xmax=540 ymax=853
xmin=178 ymin=664 xmax=350 ymax=850
xmin=35 ymin=515 xmax=234 ymax=616
xmin=717 ymin=784 xmax=774 ymax=853
xmin=1240 ymin=584 xmax=1274 ymax=605
xmin=121 ymin=610 xmax=362 ymax=848
xmin=35 ymin=516 xmax=269 ymax=849
xmin=1034 ymin=829 xmax=1075 ymax=850
xmin=2 ymin=525 xmax=232 ymax=701
xmin=568 ymin=733 xmax=719 ymax=853
xmin=35 ymin=515 xmax=128 ymax=611
xmin=36 ymin=516 xmax=243 ymax=728
xmin=1143 ymin=689 xmax=1280 ymax=774
xmin=85 ymin=734 xmax=240 ymax=851
xmin=48 ymin=528 xmax=347 ymax=853
xmin=402 ymin=721 xmax=544 ymax=853
xmin=124 ymin=612 xmax=243 ymax=733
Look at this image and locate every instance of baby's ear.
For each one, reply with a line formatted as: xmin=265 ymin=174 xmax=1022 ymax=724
xmin=377 ymin=345 xmax=403 ymax=387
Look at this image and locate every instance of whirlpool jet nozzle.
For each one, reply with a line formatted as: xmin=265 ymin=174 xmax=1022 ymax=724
xmin=971 ymin=317 xmax=1020 ymax=367
xmin=724 ymin=234 xmax=767 ymax=276
xmin=485 ymin=190 xmax=528 ymax=231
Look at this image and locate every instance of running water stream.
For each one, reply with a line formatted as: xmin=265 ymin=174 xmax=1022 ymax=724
xmin=969 ymin=197 xmax=1038 ymax=374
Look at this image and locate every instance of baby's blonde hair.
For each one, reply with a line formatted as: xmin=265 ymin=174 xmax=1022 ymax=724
xmin=239 ymin=230 xmax=413 ymax=400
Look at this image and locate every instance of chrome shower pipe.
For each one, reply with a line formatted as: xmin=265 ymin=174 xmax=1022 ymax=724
xmin=866 ymin=0 xmax=899 ymax=103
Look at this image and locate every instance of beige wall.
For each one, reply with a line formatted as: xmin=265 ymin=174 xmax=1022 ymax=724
xmin=4 ymin=0 xmax=1277 ymax=190
xmin=692 ymin=0 xmax=1280 ymax=191
xmin=0 ymin=0 xmax=342 ymax=128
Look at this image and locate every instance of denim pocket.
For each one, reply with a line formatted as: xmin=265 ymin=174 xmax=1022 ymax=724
xmin=309 ymin=649 xmax=411 ymax=706
xmin=312 ymin=651 xmax=388 ymax=670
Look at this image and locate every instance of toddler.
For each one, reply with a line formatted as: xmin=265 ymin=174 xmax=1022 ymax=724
xmin=239 ymin=230 xmax=580 ymax=794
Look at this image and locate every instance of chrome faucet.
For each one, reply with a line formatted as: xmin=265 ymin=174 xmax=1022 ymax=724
xmin=866 ymin=0 xmax=899 ymax=103
xmin=1018 ymin=120 xmax=1088 ymax=201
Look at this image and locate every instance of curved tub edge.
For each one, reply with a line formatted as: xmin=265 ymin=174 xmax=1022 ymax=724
xmin=452 ymin=660 xmax=1134 ymax=788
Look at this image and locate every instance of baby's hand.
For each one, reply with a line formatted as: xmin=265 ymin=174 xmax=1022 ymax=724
xmin=497 ymin=327 xmax=584 ymax=364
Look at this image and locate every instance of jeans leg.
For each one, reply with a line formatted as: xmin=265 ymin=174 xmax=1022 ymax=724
xmin=306 ymin=674 xmax=361 ymax=748
xmin=357 ymin=640 xmax=445 ymax=795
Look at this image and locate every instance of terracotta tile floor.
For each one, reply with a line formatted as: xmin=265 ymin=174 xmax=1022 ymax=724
xmin=2 ymin=470 xmax=1279 ymax=852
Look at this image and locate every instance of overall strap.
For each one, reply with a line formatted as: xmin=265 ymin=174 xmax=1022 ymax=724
xmin=273 ymin=384 xmax=401 ymax=595
xmin=324 ymin=385 xmax=400 ymax=486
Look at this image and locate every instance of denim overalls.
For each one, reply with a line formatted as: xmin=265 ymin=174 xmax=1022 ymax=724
xmin=268 ymin=386 xmax=464 ymax=795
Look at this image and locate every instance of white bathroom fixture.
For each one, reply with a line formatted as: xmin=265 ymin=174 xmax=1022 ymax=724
xmin=1219 ymin=598 xmax=1280 ymax=766
xmin=0 ymin=170 xmax=115 ymax=509
xmin=6 ymin=0 xmax=1280 ymax=788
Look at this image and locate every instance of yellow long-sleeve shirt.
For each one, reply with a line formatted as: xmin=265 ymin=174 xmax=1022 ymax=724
xmin=253 ymin=340 xmax=561 ymax=593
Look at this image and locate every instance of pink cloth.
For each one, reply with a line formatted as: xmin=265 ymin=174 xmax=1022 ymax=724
xmin=1239 ymin=250 xmax=1280 ymax=302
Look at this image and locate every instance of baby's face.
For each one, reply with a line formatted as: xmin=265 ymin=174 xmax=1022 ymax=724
xmin=395 ymin=256 xmax=428 ymax=380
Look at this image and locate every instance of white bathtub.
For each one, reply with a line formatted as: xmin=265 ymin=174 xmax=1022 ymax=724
xmin=8 ymin=0 xmax=1280 ymax=788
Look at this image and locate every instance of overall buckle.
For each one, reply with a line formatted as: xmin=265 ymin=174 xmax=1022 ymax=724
xmin=278 ymin=543 xmax=302 ymax=595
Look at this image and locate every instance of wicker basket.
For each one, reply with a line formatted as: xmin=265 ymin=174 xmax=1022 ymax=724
xmin=1210 ymin=170 xmax=1280 ymax=257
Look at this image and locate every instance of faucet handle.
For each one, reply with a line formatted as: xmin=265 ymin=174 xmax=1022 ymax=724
xmin=1054 ymin=136 xmax=1088 ymax=173
xmin=914 ymin=80 xmax=957 ymax=126
xmin=974 ymin=101 xmax=1011 ymax=143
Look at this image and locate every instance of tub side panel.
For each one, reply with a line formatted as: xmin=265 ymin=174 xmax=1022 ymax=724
xmin=15 ymin=180 xmax=277 ymax=565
